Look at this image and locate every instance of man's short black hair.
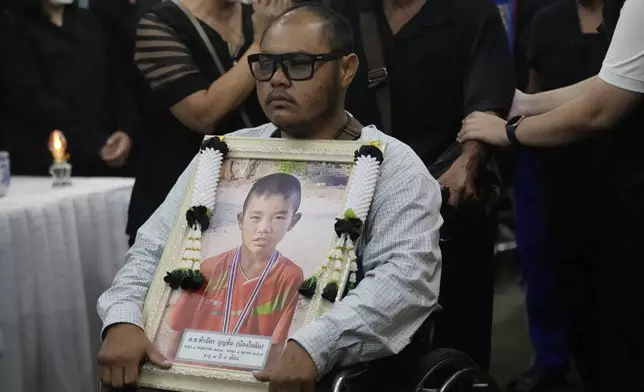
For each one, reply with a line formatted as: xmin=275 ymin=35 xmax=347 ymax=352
xmin=262 ymin=2 xmax=354 ymax=54
xmin=242 ymin=173 xmax=302 ymax=214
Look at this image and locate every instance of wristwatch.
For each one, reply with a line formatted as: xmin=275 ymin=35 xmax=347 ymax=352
xmin=505 ymin=115 xmax=525 ymax=146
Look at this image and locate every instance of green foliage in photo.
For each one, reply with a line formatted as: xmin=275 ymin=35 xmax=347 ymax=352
xmin=277 ymin=160 xmax=307 ymax=175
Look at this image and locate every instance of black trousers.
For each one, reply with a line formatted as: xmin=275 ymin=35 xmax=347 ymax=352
xmin=432 ymin=205 xmax=497 ymax=370
xmin=544 ymin=180 xmax=644 ymax=392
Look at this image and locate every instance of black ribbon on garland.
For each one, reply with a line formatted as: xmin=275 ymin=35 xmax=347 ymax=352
xmin=299 ymin=143 xmax=383 ymax=302
xmin=354 ymin=144 xmax=383 ymax=163
xmin=334 ymin=218 xmax=363 ymax=242
xmin=303 ymin=213 xmax=362 ymax=302
xmin=186 ymin=205 xmax=211 ymax=231
xmin=165 ymin=136 xmax=229 ymax=292
xmin=298 ymin=275 xmax=318 ymax=298
xmin=201 ymin=136 xmax=230 ymax=156
xmin=164 ymin=268 xmax=205 ymax=291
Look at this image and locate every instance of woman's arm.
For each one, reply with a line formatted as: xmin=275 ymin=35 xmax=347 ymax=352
xmin=134 ymin=13 xmax=258 ymax=134
xmin=516 ymin=76 xmax=597 ymax=117
xmin=515 ymin=78 xmax=641 ymax=146
xmin=168 ymin=44 xmax=259 ymax=134
xmin=459 ymin=78 xmax=642 ymax=147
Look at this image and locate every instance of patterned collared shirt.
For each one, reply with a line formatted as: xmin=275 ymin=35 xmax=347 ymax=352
xmin=97 ymin=123 xmax=443 ymax=376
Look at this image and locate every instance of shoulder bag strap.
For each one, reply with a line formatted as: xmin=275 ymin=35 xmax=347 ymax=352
xmin=171 ymin=0 xmax=254 ymax=129
xmin=356 ymin=0 xmax=392 ymax=135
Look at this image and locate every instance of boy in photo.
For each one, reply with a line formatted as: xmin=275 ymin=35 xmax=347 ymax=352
xmin=166 ymin=172 xmax=304 ymax=368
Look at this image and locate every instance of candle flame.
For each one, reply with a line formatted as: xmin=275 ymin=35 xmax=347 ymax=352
xmin=49 ymin=130 xmax=70 ymax=163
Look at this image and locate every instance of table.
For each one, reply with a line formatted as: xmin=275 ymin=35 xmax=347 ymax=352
xmin=0 ymin=176 xmax=134 ymax=392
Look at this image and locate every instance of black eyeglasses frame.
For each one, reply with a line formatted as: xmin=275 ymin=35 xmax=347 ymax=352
xmin=248 ymin=52 xmax=348 ymax=82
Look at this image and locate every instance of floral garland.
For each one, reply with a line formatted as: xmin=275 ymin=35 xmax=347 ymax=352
xmin=299 ymin=142 xmax=384 ymax=303
xmin=164 ymin=136 xmax=229 ymax=291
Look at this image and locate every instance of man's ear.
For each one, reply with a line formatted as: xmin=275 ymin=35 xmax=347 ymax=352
xmin=237 ymin=212 xmax=244 ymax=230
xmin=340 ymin=53 xmax=359 ymax=89
xmin=288 ymin=213 xmax=302 ymax=231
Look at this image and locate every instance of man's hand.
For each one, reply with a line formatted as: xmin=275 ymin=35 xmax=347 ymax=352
xmin=100 ymin=131 xmax=132 ymax=168
xmin=437 ymin=152 xmax=479 ymax=208
xmin=97 ymin=323 xmax=171 ymax=389
xmin=253 ymin=340 xmax=318 ymax=392
xmin=458 ymin=112 xmax=509 ymax=147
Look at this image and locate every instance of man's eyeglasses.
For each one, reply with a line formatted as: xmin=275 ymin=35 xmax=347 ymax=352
xmin=248 ymin=52 xmax=346 ymax=82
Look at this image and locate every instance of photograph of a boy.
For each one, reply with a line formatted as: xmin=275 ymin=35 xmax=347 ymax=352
xmin=166 ymin=173 xmax=304 ymax=367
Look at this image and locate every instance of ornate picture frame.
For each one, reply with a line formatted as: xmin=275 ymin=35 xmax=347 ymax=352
xmin=139 ymin=136 xmax=386 ymax=392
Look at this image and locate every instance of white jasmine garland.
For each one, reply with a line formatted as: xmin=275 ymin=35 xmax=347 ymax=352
xmin=318 ymin=146 xmax=383 ymax=302
xmin=177 ymin=146 xmax=224 ymax=271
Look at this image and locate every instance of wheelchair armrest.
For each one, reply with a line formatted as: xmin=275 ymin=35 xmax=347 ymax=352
xmin=329 ymin=314 xmax=437 ymax=392
xmin=331 ymin=364 xmax=369 ymax=392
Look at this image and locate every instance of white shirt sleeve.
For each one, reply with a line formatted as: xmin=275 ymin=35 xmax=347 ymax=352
xmin=598 ymin=0 xmax=644 ymax=93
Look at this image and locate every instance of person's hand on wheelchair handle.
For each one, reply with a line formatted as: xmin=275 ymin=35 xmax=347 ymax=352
xmin=97 ymin=323 xmax=171 ymax=389
xmin=254 ymin=340 xmax=318 ymax=392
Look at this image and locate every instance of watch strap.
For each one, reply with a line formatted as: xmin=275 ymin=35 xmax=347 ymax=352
xmin=506 ymin=116 xmax=525 ymax=146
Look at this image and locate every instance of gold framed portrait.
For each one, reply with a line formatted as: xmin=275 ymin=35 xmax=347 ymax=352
xmin=138 ymin=136 xmax=385 ymax=392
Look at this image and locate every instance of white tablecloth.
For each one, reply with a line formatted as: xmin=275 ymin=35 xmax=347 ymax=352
xmin=0 ymin=176 xmax=134 ymax=392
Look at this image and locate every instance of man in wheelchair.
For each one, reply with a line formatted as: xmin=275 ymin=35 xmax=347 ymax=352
xmin=97 ymin=4 xmax=444 ymax=391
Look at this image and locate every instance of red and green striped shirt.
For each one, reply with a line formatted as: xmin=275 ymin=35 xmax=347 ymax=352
xmin=168 ymin=248 xmax=303 ymax=345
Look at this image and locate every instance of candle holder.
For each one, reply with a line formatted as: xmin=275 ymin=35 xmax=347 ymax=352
xmin=49 ymin=161 xmax=72 ymax=188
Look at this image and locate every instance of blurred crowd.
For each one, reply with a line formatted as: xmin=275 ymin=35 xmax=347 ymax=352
xmin=1 ymin=0 xmax=642 ymax=392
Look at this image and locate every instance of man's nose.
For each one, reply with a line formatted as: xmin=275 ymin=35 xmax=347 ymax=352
xmin=270 ymin=64 xmax=291 ymax=87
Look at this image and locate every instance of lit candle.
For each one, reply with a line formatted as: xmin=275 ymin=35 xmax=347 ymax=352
xmin=48 ymin=130 xmax=70 ymax=163
xmin=48 ymin=130 xmax=72 ymax=187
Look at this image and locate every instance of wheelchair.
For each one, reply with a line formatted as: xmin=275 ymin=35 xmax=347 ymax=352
xmin=100 ymin=317 xmax=501 ymax=392
xmin=325 ymin=316 xmax=502 ymax=392
xmin=102 ymin=190 xmax=501 ymax=392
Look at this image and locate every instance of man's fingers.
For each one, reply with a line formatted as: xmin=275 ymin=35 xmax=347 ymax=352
xmin=253 ymin=370 xmax=272 ymax=382
xmin=111 ymin=365 xmax=125 ymax=389
xmin=146 ymin=344 xmax=171 ymax=369
xmin=302 ymin=380 xmax=316 ymax=392
xmin=109 ymin=144 xmax=127 ymax=160
xmin=104 ymin=133 xmax=119 ymax=147
xmin=100 ymin=366 xmax=112 ymax=387
xmin=123 ymin=361 xmax=140 ymax=386
xmin=280 ymin=0 xmax=293 ymax=10
xmin=464 ymin=180 xmax=477 ymax=200
xmin=448 ymin=188 xmax=461 ymax=207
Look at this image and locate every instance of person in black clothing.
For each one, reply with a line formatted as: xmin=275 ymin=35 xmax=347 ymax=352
xmin=324 ymin=0 xmax=515 ymax=370
xmin=513 ymin=0 xmax=563 ymax=90
xmin=509 ymin=1 xmax=609 ymax=391
xmin=0 ymin=0 xmax=138 ymax=176
xmin=459 ymin=0 xmax=644 ymax=389
xmin=88 ymin=0 xmax=145 ymax=165
xmin=126 ymin=0 xmax=291 ymax=246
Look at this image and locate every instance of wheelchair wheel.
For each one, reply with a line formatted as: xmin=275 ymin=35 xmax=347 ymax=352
xmin=409 ymin=348 xmax=500 ymax=392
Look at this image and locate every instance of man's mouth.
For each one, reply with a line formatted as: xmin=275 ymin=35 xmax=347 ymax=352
xmin=253 ymin=238 xmax=270 ymax=245
xmin=267 ymin=93 xmax=295 ymax=105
